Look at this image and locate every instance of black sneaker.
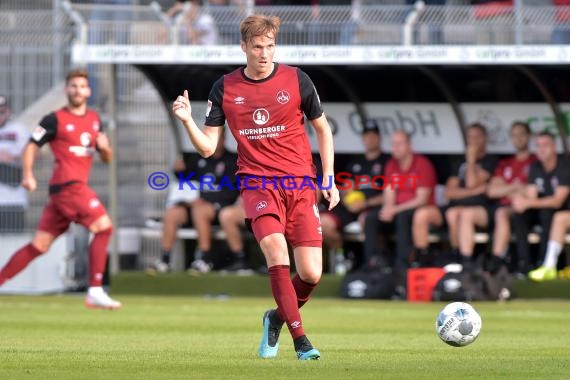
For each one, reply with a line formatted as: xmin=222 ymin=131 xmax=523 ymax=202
xmin=486 ymin=256 xmax=506 ymax=275
xmin=221 ymin=259 xmax=255 ymax=275
xmin=294 ymin=335 xmax=321 ymax=360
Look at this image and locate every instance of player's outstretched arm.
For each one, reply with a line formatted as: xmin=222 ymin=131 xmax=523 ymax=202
xmin=172 ymin=90 xmax=219 ymax=158
xmin=311 ymin=114 xmax=339 ymax=210
xmin=21 ymin=142 xmax=38 ymax=191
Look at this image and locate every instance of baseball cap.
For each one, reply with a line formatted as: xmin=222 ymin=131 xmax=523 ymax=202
xmin=362 ymin=119 xmax=379 ymax=135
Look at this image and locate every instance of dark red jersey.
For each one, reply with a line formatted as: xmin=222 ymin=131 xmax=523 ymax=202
xmin=30 ymin=107 xmax=102 ymax=186
xmin=384 ymin=154 xmax=437 ymax=205
xmin=494 ymin=154 xmax=537 ymax=205
xmin=205 ymin=63 xmax=323 ymax=178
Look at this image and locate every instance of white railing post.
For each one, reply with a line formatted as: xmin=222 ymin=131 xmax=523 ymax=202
xmin=403 ymin=0 xmax=425 ymax=46
xmin=61 ymin=0 xmax=87 ymax=45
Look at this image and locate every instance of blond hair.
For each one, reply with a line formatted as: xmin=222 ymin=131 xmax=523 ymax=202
xmin=240 ymin=14 xmax=281 ymax=44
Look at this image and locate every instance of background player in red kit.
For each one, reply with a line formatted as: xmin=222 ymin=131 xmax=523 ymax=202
xmin=483 ymin=121 xmax=536 ymax=275
xmin=172 ymin=14 xmax=339 ymax=360
xmin=0 ymin=69 xmax=121 ymax=310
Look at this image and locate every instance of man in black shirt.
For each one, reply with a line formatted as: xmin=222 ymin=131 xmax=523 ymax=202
xmin=511 ymin=131 xmax=570 ymax=279
xmin=413 ymin=123 xmax=497 ymax=270
xmin=320 ymin=119 xmax=389 ymax=271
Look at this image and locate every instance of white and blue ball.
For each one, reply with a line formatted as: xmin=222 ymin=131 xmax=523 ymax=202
xmin=435 ymin=302 xmax=482 ymax=347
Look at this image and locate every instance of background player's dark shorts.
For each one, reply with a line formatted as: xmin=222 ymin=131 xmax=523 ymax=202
xmin=440 ymin=203 xmax=498 ymax=231
xmin=175 ymin=198 xmax=235 ymax=228
xmin=38 ymin=183 xmax=107 ymax=237
xmin=241 ymin=177 xmax=322 ymax=247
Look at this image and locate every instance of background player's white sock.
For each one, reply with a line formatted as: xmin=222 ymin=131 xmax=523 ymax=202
xmin=88 ymin=286 xmax=104 ymax=296
xmin=543 ymin=240 xmax=562 ymax=269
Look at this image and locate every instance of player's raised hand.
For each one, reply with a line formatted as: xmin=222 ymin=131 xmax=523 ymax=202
xmin=172 ymin=90 xmax=192 ymax=124
xmin=22 ymin=174 xmax=37 ymax=192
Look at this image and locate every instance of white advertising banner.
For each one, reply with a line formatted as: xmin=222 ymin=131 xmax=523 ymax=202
xmin=307 ymin=103 xmax=464 ymax=154
xmin=72 ymin=45 xmax=570 ymax=65
xmin=179 ymin=102 xmax=570 ymax=154
xmin=462 ymin=103 xmax=567 ymax=154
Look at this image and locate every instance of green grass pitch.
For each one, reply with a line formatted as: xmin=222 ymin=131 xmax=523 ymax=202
xmin=0 ymin=295 xmax=569 ymax=379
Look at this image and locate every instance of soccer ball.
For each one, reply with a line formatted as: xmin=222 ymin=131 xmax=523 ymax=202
xmin=435 ymin=302 xmax=482 ymax=347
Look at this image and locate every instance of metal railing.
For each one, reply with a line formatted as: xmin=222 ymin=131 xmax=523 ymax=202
xmin=414 ymin=5 xmax=570 ymax=45
xmin=70 ymin=2 xmax=171 ymax=45
xmin=0 ymin=4 xmax=74 ymax=114
xmin=60 ymin=3 xmax=570 ymax=47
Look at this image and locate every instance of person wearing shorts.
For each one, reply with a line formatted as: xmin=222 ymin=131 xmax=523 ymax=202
xmin=0 ymin=69 xmax=121 ymax=310
xmin=412 ymin=123 xmax=497 ymax=271
xmin=484 ymin=121 xmax=536 ymax=275
xmin=171 ymin=14 xmax=339 ymax=360
xmin=511 ymin=131 xmax=570 ymax=281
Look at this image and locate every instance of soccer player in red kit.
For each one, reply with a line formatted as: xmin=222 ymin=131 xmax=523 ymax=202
xmin=0 ymin=69 xmax=121 ymax=310
xmin=172 ymin=14 xmax=339 ymax=360
xmin=483 ymin=121 xmax=536 ymax=275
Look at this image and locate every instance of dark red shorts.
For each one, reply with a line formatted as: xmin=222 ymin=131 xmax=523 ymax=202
xmin=241 ymin=177 xmax=322 ymax=248
xmin=38 ymin=182 xmax=107 ymax=237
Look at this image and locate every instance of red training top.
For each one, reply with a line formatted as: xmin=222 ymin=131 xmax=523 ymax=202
xmin=384 ymin=153 xmax=438 ymax=205
xmin=205 ymin=63 xmax=323 ymax=178
xmin=493 ymin=154 xmax=537 ymax=205
xmin=31 ymin=107 xmax=102 ymax=186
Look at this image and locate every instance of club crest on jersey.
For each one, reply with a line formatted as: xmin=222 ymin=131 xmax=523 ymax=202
xmin=66 ymin=124 xmax=75 ymax=132
xmin=256 ymin=201 xmax=267 ymax=212
xmin=88 ymin=198 xmax=100 ymax=209
xmin=252 ymin=108 xmax=269 ymax=126
xmin=276 ymin=90 xmax=290 ymax=104
xmin=92 ymin=121 xmax=100 ymax=131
